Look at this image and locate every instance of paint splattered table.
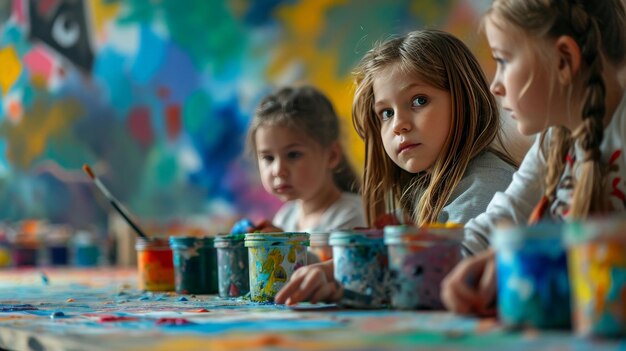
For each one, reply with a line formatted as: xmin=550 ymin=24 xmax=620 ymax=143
xmin=0 ymin=269 xmax=622 ymax=351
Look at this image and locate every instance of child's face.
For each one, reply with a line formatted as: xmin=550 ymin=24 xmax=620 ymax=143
xmin=373 ymin=66 xmax=451 ymax=173
xmin=255 ymin=125 xmax=334 ymax=202
xmin=485 ymin=18 xmax=564 ymax=135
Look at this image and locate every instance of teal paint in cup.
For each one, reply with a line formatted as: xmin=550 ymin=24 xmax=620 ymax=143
xmin=73 ymin=230 xmax=100 ymax=267
xmin=169 ymin=236 xmax=217 ymax=294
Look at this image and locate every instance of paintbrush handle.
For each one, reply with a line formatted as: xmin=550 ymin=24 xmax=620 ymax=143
xmin=110 ymin=200 xmax=148 ymax=239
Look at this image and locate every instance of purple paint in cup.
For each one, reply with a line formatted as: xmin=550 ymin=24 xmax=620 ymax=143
xmin=385 ymin=224 xmax=463 ymax=310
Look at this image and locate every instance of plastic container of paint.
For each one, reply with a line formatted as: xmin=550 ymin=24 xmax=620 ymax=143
xmin=12 ymin=230 xmax=39 ymax=267
xmin=384 ymin=223 xmax=464 ymax=310
xmin=245 ymin=232 xmax=309 ymax=303
xmin=565 ymin=218 xmax=626 ymax=337
xmin=73 ymin=230 xmax=101 ymax=267
xmin=493 ymin=222 xmax=570 ymax=329
xmin=46 ymin=226 xmax=71 ymax=266
xmin=308 ymin=231 xmax=333 ymax=262
xmin=169 ymin=236 xmax=217 ymax=294
xmin=330 ymin=228 xmax=388 ymax=308
xmin=0 ymin=239 xmax=10 ymax=268
xmin=214 ymin=234 xmax=249 ymax=298
xmin=135 ymin=237 xmax=175 ymax=292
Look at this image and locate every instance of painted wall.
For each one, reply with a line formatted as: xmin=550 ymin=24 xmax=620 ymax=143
xmin=0 ymin=0 xmax=493 ymax=229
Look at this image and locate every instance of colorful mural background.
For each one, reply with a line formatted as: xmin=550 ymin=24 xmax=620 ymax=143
xmin=0 ymin=0 xmax=493 ymax=229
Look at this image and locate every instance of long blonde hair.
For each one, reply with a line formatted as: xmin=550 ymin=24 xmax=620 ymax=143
xmin=486 ymin=0 xmax=626 ymax=218
xmin=352 ymin=29 xmax=515 ymax=226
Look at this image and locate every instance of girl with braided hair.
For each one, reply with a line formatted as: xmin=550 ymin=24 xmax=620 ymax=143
xmin=442 ymin=0 xmax=626 ymax=315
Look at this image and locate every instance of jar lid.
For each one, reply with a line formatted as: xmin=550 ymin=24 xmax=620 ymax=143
xmin=135 ymin=237 xmax=170 ymax=250
xmin=214 ymin=233 xmax=246 ymax=248
xmin=169 ymin=236 xmax=214 ymax=249
xmin=565 ymin=215 xmax=626 ymax=246
xmin=492 ymin=221 xmax=563 ymax=250
xmin=244 ymin=232 xmax=309 ymax=247
xmin=329 ymin=228 xmax=384 ymax=246
xmin=384 ymin=223 xmax=463 ymax=245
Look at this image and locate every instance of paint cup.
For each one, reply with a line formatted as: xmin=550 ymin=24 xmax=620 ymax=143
xmin=169 ymin=236 xmax=217 ymax=294
xmin=330 ymin=228 xmax=388 ymax=308
xmin=12 ymin=230 xmax=39 ymax=267
xmin=245 ymin=232 xmax=309 ymax=303
xmin=214 ymin=234 xmax=249 ymax=298
xmin=493 ymin=222 xmax=570 ymax=329
xmin=135 ymin=237 xmax=175 ymax=292
xmin=46 ymin=226 xmax=71 ymax=266
xmin=308 ymin=231 xmax=333 ymax=262
xmin=566 ymin=218 xmax=626 ymax=337
xmin=10 ymin=220 xmax=41 ymax=267
xmin=73 ymin=230 xmax=101 ymax=267
xmin=384 ymin=223 xmax=464 ymax=310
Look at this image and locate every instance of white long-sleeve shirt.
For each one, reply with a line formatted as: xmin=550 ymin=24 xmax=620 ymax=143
xmin=464 ymin=91 xmax=626 ymax=254
xmin=273 ymin=192 xmax=366 ymax=232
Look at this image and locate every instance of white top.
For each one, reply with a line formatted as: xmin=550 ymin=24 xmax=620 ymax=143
xmin=464 ymin=91 xmax=626 ymax=254
xmin=273 ymin=192 xmax=367 ymax=232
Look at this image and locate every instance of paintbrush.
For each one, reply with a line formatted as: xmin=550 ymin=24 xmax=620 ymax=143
xmin=82 ymin=164 xmax=149 ymax=239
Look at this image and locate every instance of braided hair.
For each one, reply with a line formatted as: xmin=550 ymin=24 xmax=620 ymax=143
xmin=486 ymin=0 xmax=626 ymax=218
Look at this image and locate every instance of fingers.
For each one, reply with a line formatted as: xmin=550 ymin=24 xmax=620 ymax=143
xmin=441 ymin=250 xmax=494 ymax=315
xmin=477 ymin=253 xmax=497 ymax=316
xmin=309 ymin=283 xmax=333 ymax=304
xmin=274 ymin=269 xmax=308 ymax=304
xmin=441 ymin=274 xmax=481 ymax=314
xmin=288 ymin=269 xmax=325 ymax=304
xmin=274 ymin=266 xmax=331 ymax=305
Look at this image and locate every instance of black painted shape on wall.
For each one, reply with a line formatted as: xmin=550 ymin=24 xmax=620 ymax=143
xmin=28 ymin=0 xmax=94 ymax=72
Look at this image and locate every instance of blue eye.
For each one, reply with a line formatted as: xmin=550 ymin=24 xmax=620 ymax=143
xmin=493 ymin=57 xmax=506 ymax=65
xmin=412 ymin=96 xmax=428 ymax=107
xmin=380 ymin=109 xmax=394 ymax=121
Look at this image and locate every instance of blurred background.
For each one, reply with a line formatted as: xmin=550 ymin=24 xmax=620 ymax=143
xmin=0 ymin=0 xmax=511 ymax=250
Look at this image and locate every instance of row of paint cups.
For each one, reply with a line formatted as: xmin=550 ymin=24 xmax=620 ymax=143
xmin=136 ymin=226 xmax=463 ymax=307
xmin=135 ymin=232 xmax=311 ymax=302
xmin=493 ymin=218 xmax=626 ymax=337
xmin=0 ymin=227 xmax=103 ymax=268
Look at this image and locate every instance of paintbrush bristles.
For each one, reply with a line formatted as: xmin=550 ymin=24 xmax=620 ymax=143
xmin=83 ymin=164 xmax=95 ymax=180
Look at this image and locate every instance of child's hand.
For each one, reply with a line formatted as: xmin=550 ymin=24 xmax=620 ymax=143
xmin=274 ymin=260 xmax=341 ymax=305
xmin=440 ymin=249 xmax=496 ymax=316
xmin=255 ymin=219 xmax=283 ymax=233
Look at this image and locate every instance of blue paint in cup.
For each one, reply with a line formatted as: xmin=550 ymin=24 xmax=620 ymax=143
xmin=330 ymin=229 xmax=388 ymax=308
xmin=493 ymin=222 xmax=570 ymax=329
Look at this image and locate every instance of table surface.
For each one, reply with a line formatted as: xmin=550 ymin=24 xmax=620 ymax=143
xmin=0 ymin=268 xmax=622 ymax=351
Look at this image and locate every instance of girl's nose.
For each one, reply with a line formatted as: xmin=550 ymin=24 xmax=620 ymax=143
xmin=272 ymin=158 xmax=288 ymax=177
xmin=490 ymin=79 xmax=505 ymax=97
xmin=392 ymin=110 xmax=412 ymax=135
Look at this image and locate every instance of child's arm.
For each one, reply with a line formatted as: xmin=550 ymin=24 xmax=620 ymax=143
xmin=463 ymin=139 xmax=546 ymax=254
xmin=274 ymin=260 xmax=340 ymax=305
